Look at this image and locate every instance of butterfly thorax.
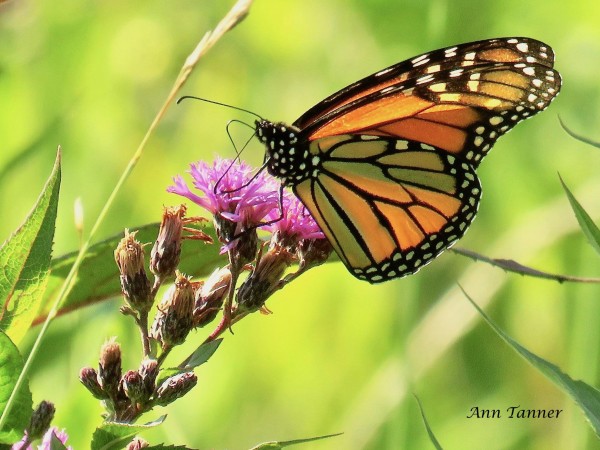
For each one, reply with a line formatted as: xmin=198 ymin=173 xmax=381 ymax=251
xmin=255 ymin=120 xmax=317 ymax=186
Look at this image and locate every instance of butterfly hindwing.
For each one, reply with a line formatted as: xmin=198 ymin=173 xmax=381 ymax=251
xmin=292 ymin=136 xmax=481 ymax=283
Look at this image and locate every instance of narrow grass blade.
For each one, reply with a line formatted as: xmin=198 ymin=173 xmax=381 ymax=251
xmin=463 ymin=287 xmax=600 ymax=437
xmin=414 ymin=394 xmax=443 ymax=450
xmin=249 ymin=433 xmax=343 ymax=449
xmin=560 ymin=176 xmax=600 ymax=256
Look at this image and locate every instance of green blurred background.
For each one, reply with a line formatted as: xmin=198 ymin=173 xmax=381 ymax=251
xmin=1 ymin=0 xmax=600 ymax=448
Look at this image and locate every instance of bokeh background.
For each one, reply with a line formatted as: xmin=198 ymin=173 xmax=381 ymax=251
xmin=1 ymin=0 xmax=600 ymax=448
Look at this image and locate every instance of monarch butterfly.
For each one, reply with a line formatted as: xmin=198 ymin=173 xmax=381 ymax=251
xmin=255 ymin=37 xmax=561 ymax=283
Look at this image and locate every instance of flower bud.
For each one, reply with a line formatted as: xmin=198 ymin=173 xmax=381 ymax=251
xmin=98 ymin=339 xmax=122 ymax=398
xmin=234 ymin=228 xmax=259 ymax=267
xmin=155 ymin=372 xmax=197 ymax=406
xmin=79 ymin=367 xmax=107 ymax=400
xmin=150 ymin=273 xmax=194 ymax=347
xmin=139 ymin=358 xmax=159 ymax=399
xmin=213 ymin=214 xmax=237 ymax=244
xmin=114 ymin=229 xmax=152 ymax=312
xmin=27 ymin=401 xmax=55 ymax=441
xmin=237 ymin=245 xmax=293 ymax=313
xmin=150 ymin=205 xmax=185 ymax=280
xmin=214 ymin=213 xmax=259 ymax=267
xmin=297 ymin=238 xmax=333 ymax=271
xmin=194 ymin=267 xmax=231 ymax=328
xmin=121 ymin=370 xmax=145 ymax=403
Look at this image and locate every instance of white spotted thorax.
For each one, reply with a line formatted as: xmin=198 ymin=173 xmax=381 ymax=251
xmin=256 ymin=120 xmax=316 ymax=186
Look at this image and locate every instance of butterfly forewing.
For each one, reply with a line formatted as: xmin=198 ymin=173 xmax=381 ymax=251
xmin=298 ymin=54 xmax=560 ymax=168
xmin=295 ymin=37 xmax=557 ymax=134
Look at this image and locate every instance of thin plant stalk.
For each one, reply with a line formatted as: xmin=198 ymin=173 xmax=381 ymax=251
xmin=0 ymin=0 xmax=253 ymax=430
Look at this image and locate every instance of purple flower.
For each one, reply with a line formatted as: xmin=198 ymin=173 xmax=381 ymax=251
xmin=266 ymin=190 xmax=325 ymax=244
xmin=168 ymin=158 xmax=280 ymax=239
xmin=12 ymin=427 xmax=71 ymax=450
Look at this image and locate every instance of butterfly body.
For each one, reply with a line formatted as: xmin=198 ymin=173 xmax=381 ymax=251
xmin=256 ymin=120 xmax=311 ymax=185
xmin=256 ymin=37 xmax=561 ymax=283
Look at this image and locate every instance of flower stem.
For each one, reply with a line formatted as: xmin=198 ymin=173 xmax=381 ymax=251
xmin=157 ymin=345 xmax=173 ymax=368
xmin=138 ymin=310 xmax=151 ymax=357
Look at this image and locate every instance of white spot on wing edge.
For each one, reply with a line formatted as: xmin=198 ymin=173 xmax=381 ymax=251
xmin=523 ymin=67 xmax=536 ymax=76
xmin=411 ymin=53 xmax=430 ymax=66
xmin=375 ymin=67 xmax=395 ymax=77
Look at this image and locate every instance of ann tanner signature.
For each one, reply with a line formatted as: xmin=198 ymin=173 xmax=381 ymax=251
xmin=467 ymin=406 xmax=563 ymax=419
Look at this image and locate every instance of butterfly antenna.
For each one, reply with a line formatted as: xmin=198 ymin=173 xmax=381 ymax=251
xmin=226 ymin=119 xmax=255 ymax=156
xmin=177 ymin=96 xmax=268 ymax=197
xmin=177 ymin=95 xmax=264 ymax=121
xmin=213 ymin=121 xmax=260 ymax=196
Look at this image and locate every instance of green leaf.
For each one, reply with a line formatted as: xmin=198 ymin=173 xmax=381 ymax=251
xmin=451 ymin=247 xmax=600 ymax=283
xmin=183 ymin=338 xmax=223 ymax=369
xmin=144 ymin=445 xmax=193 ymax=450
xmin=559 ymin=117 xmax=600 ymax=149
xmin=248 ymin=433 xmax=343 ymax=449
xmin=158 ymin=339 xmax=223 ymax=386
xmin=155 ymin=368 xmax=179 ymax=388
xmin=0 ymin=150 xmax=61 ymax=344
xmin=0 ymin=331 xmax=33 ymax=443
xmin=37 ymin=222 xmax=223 ymax=323
xmin=560 ymin=175 xmax=600 ymax=256
xmin=463 ymin=287 xmax=600 ymax=437
xmin=414 ymin=395 xmax=443 ymax=450
xmin=91 ymin=416 xmax=166 ymax=450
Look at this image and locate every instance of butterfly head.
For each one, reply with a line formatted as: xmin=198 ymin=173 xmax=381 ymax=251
xmin=255 ymin=120 xmax=312 ymax=186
